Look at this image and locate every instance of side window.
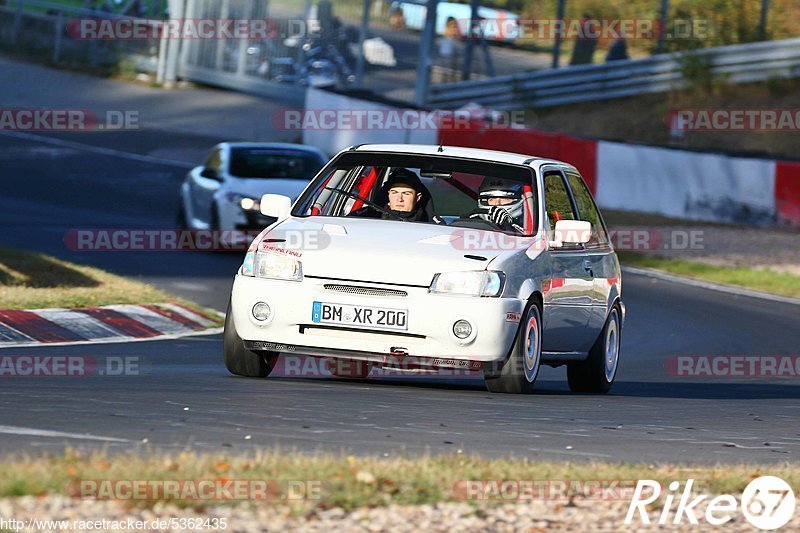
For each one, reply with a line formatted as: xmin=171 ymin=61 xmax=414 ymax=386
xmin=204 ymin=149 xmax=222 ymax=174
xmin=543 ymin=171 xmax=576 ymax=232
xmin=566 ymin=172 xmax=609 ymax=246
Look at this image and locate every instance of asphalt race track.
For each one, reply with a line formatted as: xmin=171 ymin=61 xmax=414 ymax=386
xmin=1 ymin=130 xmax=799 ymax=463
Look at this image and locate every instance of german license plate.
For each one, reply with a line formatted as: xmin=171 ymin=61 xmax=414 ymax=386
xmin=311 ymin=302 xmax=408 ymax=331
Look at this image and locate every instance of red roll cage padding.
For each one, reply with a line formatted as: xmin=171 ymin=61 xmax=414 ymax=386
xmin=350 ymin=167 xmax=380 ymax=211
xmin=522 ymin=184 xmax=534 ymax=235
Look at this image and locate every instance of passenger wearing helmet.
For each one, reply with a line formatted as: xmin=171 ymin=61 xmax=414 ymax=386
xmin=466 ymin=177 xmax=526 ymax=233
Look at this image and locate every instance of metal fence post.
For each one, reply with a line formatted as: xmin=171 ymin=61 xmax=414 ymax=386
xmin=551 ymin=0 xmax=566 ymax=69
xmin=414 ymin=0 xmax=438 ymax=107
xmin=656 ymin=0 xmax=670 ymax=53
xmin=53 ymin=11 xmax=64 ymax=63
xmin=354 ymin=0 xmax=370 ymax=87
xmin=12 ymin=0 xmax=24 ymax=43
xmin=164 ymin=0 xmax=185 ymax=84
xmin=235 ymin=0 xmax=253 ymax=77
xmin=179 ymin=0 xmax=197 ymax=72
xmin=462 ymin=0 xmax=478 ymax=80
xmin=215 ymin=0 xmax=230 ymax=70
xmin=758 ymin=0 xmax=770 ymax=41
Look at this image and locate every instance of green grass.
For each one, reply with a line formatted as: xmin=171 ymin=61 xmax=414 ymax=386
xmin=0 ymin=247 xmax=221 ymax=324
xmin=0 ymin=450 xmax=797 ymax=511
xmin=618 ymin=252 xmax=800 ymax=299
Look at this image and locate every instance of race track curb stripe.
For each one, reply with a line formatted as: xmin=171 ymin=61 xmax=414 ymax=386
xmin=0 ymin=303 xmax=222 ymax=348
xmin=0 ymin=310 xmax=85 ymax=343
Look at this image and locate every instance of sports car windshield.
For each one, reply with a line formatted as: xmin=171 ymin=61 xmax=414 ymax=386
xmin=229 ymin=148 xmax=324 ymax=179
xmin=294 ymin=152 xmax=538 ymax=235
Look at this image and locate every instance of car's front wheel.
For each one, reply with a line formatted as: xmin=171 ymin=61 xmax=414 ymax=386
xmin=223 ymin=302 xmax=278 ymax=377
xmin=484 ymin=300 xmax=542 ymax=394
xmin=567 ymin=306 xmax=621 ymax=393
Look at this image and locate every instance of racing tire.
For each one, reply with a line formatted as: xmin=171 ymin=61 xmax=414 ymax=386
xmin=484 ymin=299 xmax=542 ymax=394
xmin=223 ymin=302 xmax=278 ymax=378
xmin=567 ymin=306 xmax=621 ymax=393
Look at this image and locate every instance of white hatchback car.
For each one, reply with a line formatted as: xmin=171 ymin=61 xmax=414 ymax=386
xmin=177 ymin=142 xmax=326 ymax=231
xmin=224 ymin=144 xmax=625 ymax=394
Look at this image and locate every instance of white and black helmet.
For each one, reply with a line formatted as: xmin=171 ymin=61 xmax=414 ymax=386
xmin=478 ymin=178 xmax=525 ymax=220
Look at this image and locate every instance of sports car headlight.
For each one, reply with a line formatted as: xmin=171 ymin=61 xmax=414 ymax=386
xmin=429 ymin=271 xmax=504 ymax=297
xmin=240 ymin=250 xmax=303 ymax=281
xmin=225 ymin=193 xmax=261 ymax=212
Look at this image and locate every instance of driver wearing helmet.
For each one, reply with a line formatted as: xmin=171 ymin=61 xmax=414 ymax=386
xmin=467 ymin=177 xmax=526 ymax=233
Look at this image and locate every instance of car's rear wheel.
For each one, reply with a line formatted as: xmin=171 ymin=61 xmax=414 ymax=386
xmin=567 ymin=306 xmax=621 ymax=393
xmin=484 ymin=299 xmax=541 ymax=394
xmin=223 ymin=302 xmax=278 ymax=377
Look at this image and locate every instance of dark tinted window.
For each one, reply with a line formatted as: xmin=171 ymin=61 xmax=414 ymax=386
xmin=543 ymin=172 xmax=576 ymax=231
xmin=566 ymin=172 xmax=608 ymax=245
xmin=229 ymin=149 xmax=323 ymax=179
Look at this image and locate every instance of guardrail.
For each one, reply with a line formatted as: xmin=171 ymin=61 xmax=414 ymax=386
xmin=428 ymin=38 xmax=800 ymax=109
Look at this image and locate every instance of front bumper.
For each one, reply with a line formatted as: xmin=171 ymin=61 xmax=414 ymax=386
xmin=231 ymin=274 xmax=524 ymax=363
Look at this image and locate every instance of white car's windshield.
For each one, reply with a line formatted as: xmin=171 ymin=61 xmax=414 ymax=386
xmin=295 ymin=153 xmax=537 ymax=235
xmin=229 ymin=148 xmax=324 ymax=179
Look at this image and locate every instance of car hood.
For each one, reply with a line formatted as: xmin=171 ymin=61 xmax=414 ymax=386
xmin=225 ymin=178 xmax=311 ymax=202
xmin=259 ymin=217 xmax=501 ymax=286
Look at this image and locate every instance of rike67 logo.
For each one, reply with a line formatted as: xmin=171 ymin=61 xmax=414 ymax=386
xmin=626 ymin=476 xmax=796 ymax=530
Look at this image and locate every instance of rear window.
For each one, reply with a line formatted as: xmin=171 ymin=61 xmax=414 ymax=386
xmin=229 ymin=148 xmax=323 ymax=179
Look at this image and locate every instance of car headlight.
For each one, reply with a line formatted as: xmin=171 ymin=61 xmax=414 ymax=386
xmin=429 ymin=271 xmax=504 ymax=297
xmin=225 ymin=193 xmax=261 ymax=212
xmin=240 ymin=250 xmax=303 ymax=281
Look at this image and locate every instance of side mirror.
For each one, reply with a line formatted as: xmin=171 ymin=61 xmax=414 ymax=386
xmin=260 ymin=194 xmax=292 ymax=221
xmin=550 ymin=220 xmax=592 ymax=248
xmin=199 ymin=167 xmax=219 ymax=180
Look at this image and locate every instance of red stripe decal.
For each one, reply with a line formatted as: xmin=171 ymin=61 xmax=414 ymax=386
xmin=74 ymin=307 xmax=161 ymax=338
xmin=0 ymin=310 xmax=86 ymax=343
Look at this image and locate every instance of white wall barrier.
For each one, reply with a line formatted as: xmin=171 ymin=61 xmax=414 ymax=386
xmin=595 ymin=142 xmax=777 ymax=224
